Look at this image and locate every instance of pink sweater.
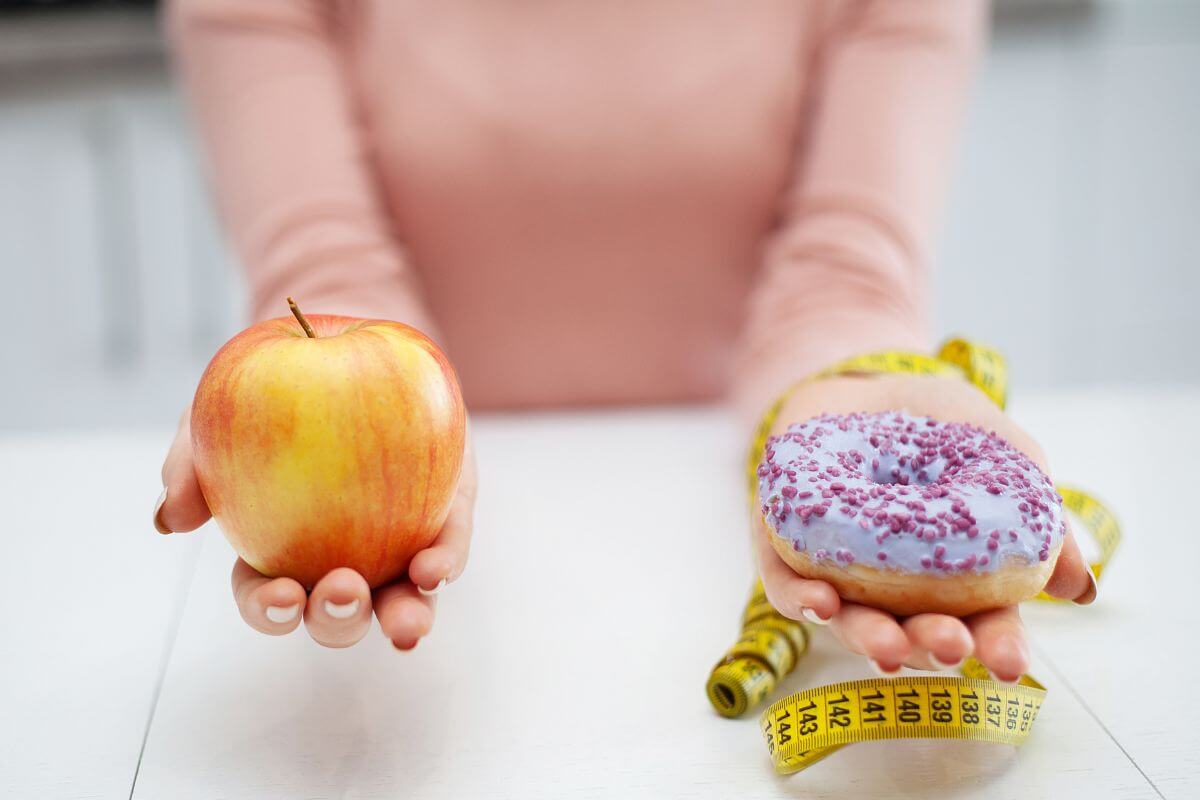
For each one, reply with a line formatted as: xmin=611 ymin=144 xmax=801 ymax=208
xmin=168 ymin=0 xmax=985 ymax=421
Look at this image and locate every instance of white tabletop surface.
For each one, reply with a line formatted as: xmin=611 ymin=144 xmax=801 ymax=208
xmin=2 ymin=388 xmax=1196 ymax=799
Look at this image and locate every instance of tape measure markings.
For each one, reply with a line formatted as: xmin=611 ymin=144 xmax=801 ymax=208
xmin=762 ymin=677 xmax=1044 ymax=774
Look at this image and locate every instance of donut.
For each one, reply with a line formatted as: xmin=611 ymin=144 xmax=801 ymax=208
xmin=756 ymin=411 xmax=1065 ymax=617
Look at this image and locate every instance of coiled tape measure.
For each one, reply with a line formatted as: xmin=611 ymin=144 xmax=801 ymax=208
xmin=710 ymin=337 xmax=1122 ymax=775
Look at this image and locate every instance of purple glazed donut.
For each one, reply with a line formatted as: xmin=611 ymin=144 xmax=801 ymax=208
xmin=756 ymin=411 xmax=1065 ymax=616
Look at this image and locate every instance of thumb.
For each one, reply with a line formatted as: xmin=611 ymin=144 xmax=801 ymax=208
xmin=1041 ymin=521 xmax=1097 ymax=604
xmin=154 ymin=406 xmax=212 ymax=534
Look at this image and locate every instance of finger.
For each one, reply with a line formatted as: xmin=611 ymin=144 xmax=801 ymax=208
xmin=154 ymin=407 xmax=211 ymax=534
xmin=829 ymin=603 xmax=911 ymax=672
xmin=1041 ymin=524 xmax=1097 ymax=604
xmin=374 ymin=581 xmax=436 ymax=648
xmin=304 ymin=568 xmax=374 ymax=648
xmin=230 ymin=558 xmax=306 ymax=635
xmin=408 ymin=439 xmax=477 ymax=593
xmin=901 ymin=613 xmax=973 ymax=670
xmin=965 ymin=606 xmax=1030 ymax=683
xmin=752 ymin=516 xmax=840 ymax=623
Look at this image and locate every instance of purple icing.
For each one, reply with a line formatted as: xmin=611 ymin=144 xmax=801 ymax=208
xmin=757 ymin=412 xmax=1065 ymax=575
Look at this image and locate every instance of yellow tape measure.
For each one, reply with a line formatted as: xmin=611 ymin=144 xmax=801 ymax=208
xmin=707 ymin=585 xmax=809 ymax=718
xmin=762 ymin=675 xmax=1045 ymax=774
xmin=1053 ymin=485 xmax=1121 ymax=581
xmin=719 ymin=336 xmax=1122 ymax=774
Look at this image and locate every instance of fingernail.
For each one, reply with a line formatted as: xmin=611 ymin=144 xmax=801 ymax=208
xmin=265 ymin=604 xmax=299 ymax=624
xmin=869 ymin=659 xmax=902 ymax=677
xmin=800 ymin=607 xmax=829 ymax=625
xmin=418 ymin=578 xmax=446 ymax=597
xmin=930 ymin=653 xmax=964 ymax=670
xmin=1072 ymin=567 xmax=1098 ymax=606
xmin=989 ymin=670 xmax=1020 ymax=686
xmin=153 ymin=487 xmax=171 ymax=534
xmin=324 ymin=598 xmax=360 ymax=619
xmin=988 ymin=634 xmax=1030 ymax=684
xmin=393 ymin=638 xmax=419 ymax=652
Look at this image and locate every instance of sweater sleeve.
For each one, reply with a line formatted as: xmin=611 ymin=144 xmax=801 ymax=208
xmin=167 ymin=0 xmax=437 ymax=334
xmin=735 ymin=0 xmax=988 ymax=425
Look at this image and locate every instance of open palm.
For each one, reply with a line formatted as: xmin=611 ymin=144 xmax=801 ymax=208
xmin=154 ymin=407 xmax=476 ymax=650
xmin=754 ymin=373 xmax=1096 ymax=680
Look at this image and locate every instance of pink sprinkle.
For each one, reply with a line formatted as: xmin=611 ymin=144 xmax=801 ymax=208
xmin=876 ymin=552 xmax=888 ymax=561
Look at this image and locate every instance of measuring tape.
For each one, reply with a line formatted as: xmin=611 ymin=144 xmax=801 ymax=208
xmin=715 ymin=336 xmax=1121 ymax=774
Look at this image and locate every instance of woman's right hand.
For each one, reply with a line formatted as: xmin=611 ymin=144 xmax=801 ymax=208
xmin=153 ymin=407 xmax=476 ymax=650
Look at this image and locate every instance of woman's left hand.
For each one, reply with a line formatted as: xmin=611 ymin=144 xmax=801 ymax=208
xmin=754 ymin=372 xmax=1097 ymax=681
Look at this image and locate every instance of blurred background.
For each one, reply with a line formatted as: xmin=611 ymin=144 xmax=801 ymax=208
xmin=0 ymin=0 xmax=1196 ymax=432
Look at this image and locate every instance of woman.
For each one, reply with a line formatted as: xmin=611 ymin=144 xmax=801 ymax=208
xmin=153 ymin=0 xmax=1095 ymax=678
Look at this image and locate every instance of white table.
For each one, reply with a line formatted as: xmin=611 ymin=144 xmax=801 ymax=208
xmin=3 ymin=390 xmax=1195 ymax=799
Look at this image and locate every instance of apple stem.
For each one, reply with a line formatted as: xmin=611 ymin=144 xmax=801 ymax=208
xmin=287 ymin=297 xmax=318 ymax=339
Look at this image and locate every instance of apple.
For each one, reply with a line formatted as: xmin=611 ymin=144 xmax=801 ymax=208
xmin=190 ymin=299 xmax=466 ymax=589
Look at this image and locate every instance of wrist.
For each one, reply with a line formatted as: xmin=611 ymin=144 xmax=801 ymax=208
xmin=746 ymin=336 xmax=1004 ymax=461
xmin=735 ymin=322 xmax=928 ymax=431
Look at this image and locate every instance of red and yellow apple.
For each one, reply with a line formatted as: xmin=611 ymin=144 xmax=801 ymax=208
xmin=190 ymin=302 xmax=466 ymax=589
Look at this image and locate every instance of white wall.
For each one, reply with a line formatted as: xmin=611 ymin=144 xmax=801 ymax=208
xmin=0 ymin=1 xmax=1196 ymax=431
xmin=938 ymin=0 xmax=1200 ymax=387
